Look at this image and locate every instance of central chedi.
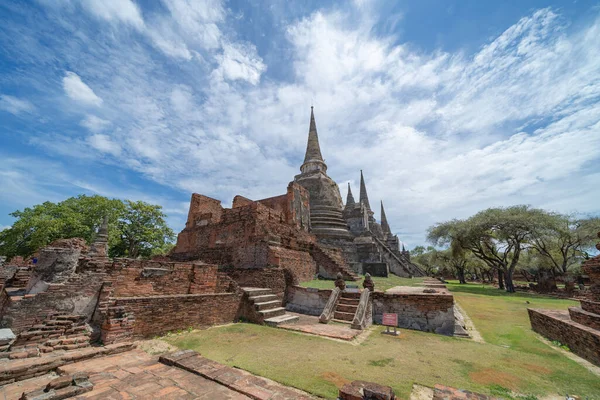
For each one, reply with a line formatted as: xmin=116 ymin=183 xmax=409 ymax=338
xmin=293 ymin=107 xmax=357 ymax=261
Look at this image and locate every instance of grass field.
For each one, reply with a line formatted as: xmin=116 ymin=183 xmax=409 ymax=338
xmin=299 ymin=274 xmax=426 ymax=291
xmin=164 ymin=280 xmax=600 ymax=399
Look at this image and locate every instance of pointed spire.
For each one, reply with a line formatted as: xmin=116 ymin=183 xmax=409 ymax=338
xmin=380 ymin=201 xmax=391 ymax=234
xmin=303 ymin=106 xmax=324 ymax=164
xmin=359 ymin=170 xmax=371 ymax=211
xmin=346 ymin=183 xmax=355 ymax=207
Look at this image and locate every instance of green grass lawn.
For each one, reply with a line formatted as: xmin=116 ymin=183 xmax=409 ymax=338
xmin=164 ymin=280 xmax=600 ymax=399
xmin=299 ymin=274 xmax=426 ymax=291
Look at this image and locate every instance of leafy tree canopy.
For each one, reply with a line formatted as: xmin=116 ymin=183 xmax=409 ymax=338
xmin=427 ymin=205 xmax=600 ymax=292
xmin=0 ymin=195 xmax=174 ymax=259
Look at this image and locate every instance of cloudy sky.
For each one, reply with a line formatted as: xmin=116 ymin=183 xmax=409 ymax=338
xmin=1 ymin=0 xmax=599 ymax=247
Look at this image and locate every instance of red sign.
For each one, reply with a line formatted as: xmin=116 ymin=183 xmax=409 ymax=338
xmin=382 ymin=313 xmax=398 ymax=327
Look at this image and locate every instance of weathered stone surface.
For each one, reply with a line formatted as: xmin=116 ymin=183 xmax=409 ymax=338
xmin=0 ymin=328 xmax=16 ymax=345
xmin=339 ymin=380 xmax=395 ymax=400
xmin=372 ymin=289 xmax=455 ymax=335
xmin=26 ymin=239 xmax=86 ymax=294
xmin=160 ymin=350 xmax=314 ymax=399
xmin=287 ymin=285 xmax=332 ymax=316
xmin=45 ymin=375 xmax=72 ymax=391
xmin=433 ymin=384 xmax=498 ymax=399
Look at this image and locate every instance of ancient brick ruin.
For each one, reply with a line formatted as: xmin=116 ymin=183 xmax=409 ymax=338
xmin=0 ymin=108 xmax=460 ymax=398
xmin=528 ymin=232 xmax=600 ymax=366
xmin=0 ymin=109 xmax=446 ymax=358
xmin=0 ymin=236 xmax=245 ymax=361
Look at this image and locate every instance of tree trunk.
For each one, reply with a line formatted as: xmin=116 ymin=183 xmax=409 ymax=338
xmin=457 ymin=268 xmax=466 ymax=284
xmin=505 ymin=268 xmax=515 ymax=293
xmin=498 ymin=269 xmax=505 ymax=290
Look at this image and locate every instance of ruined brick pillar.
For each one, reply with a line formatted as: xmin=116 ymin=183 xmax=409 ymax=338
xmin=25 ymin=238 xmax=88 ymax=294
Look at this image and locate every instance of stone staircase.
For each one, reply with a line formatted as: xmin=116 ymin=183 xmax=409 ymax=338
xmin=372 ymin=236 xmax=426 ymax=277
xmin=9 ymin=267 xmax=32 ymax=288
xmin=333 ymin=291 xmax=361 ymax=323
xmin=311 ymin=244 xmax=360 ymax=281
xmin=3 ymin=313 xmax=92 ymax=359
xmin=242 ymin=287 xmax=299 ymax=327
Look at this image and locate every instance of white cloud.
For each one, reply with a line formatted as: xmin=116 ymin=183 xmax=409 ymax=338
xmin=0 ymin=95 xmax=35 ymax=115
xmin=81 ymin=115 xmax=111 ymax=132
xmin=87 ymin=134 xmax=121 ymax=156
xmin=62 ymin=72 xmax=103 ymax=106
xmin=81 ymin=0 xmax=144 ymax=29
xmin=213 ymin=42 xmax=266 ymax=85
xmin=145 ymin=0 xmax=225 ymax=60
xmin=7 ymin=4 xmax=600 ymax=246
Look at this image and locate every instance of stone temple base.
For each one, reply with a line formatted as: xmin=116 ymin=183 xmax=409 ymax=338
xmin=528 ymin=308 xmax=600 ymax=366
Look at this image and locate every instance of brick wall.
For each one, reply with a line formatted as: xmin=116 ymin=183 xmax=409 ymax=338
xmin=372 ymin=291 xmax=455 ymax=335
xmin=0 ymin=271 xmax=106 ymax=334
xmin=529 ymin=308 xmax=600 ymax=366
xmin=267 ymin=247 xmax=316 ymax=283
xmin=185 ymin=193 xmax=223 ymax=228
xmin=285 ymin=286 xmax=331 ymax=316
xmin=226 ymin=267 xmax=288 ymax=298
xmin=569 ymin=307 xmax=600 ymax=330
xmin=110 ymin=293 xmax=241 ymax=339
xmin=102 ymin=260 xmax=219 ymax=297
xmin=581 ymin=299 xmax=600 ymax=315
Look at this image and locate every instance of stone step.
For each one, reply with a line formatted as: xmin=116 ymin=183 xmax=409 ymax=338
xmin=334 ymin=311 xmax=355 ymax=321
xmin=339 ymin=298 xmax=360 ymax=306
xmin=254 ymin=300 xmax=282 ymax=311
xmin=336 ymin=304 xmax=358 ymax=313
xmin=581 ymin=299 xmax=600 ymax=315
xmin=241 ymin=287 xmax=272 ymax=297
xmin=569 ymin=307 xmax=600 ymax=330
xmin=249 ymin=294 xmax=278 ymax=303
xmin=332 ymin=319 xmax=351 ymax=325
xmin=264 ymin=314 xmax=300 ymax=327
xmin=341 ymin=291 xmax=362 ymax=299
xmin=259 ymin=307 xmax=286 ymax=319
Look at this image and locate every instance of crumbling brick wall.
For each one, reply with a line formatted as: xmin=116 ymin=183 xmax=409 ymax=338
xmin=267 ymin=247 xmax=316 ymax=283
xmin=226 ymin=267 xmax=288 ymax=298
xmin=171 ymin=192 xmax=318 ymax=286
xmin=0 ymin=271 xmax=106 ymax=334
xmin=107 ymin=293 xmax=241 ymax=339
xmin=100 ymin=260 xmax=219 ymax=297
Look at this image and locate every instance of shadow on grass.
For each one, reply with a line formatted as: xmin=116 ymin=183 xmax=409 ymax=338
xmin=447 ymin=283 xmax=559 ymax=299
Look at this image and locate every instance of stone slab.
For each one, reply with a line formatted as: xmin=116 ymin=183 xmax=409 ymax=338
xmin=0 ymin=328 xmax=16 ymax=345
xmin=160 ymin=350 xmax=315 ymax=399
xmin=276 ymin=313 xmax=362 ymax=341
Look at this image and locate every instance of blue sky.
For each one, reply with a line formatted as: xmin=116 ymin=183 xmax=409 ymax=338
xmin=1 ymin=0 xmax=599 ymax=247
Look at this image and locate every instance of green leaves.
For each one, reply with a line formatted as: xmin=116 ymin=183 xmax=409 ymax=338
xmin=0 ymin=195 xmax=174 ymax=259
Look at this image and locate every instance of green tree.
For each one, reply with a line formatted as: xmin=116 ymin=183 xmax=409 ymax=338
xmin=109 ymin=200 xmax=174 ymax=259
xmin=0 ymin=195 xmax=174 ymax=259
xmin=411 ymin=246 xmax=438 ymax=275
xmin=428 ymin=205 xmax=552 ymax=293
xmin=529 ymin=215 xmax=600 ymax=276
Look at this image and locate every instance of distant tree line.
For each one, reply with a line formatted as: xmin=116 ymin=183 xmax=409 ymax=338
xmin=0 ymin=195 xmax=175 ymax=259
xmin=411 ymin=205 xmax=600 ymax=293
